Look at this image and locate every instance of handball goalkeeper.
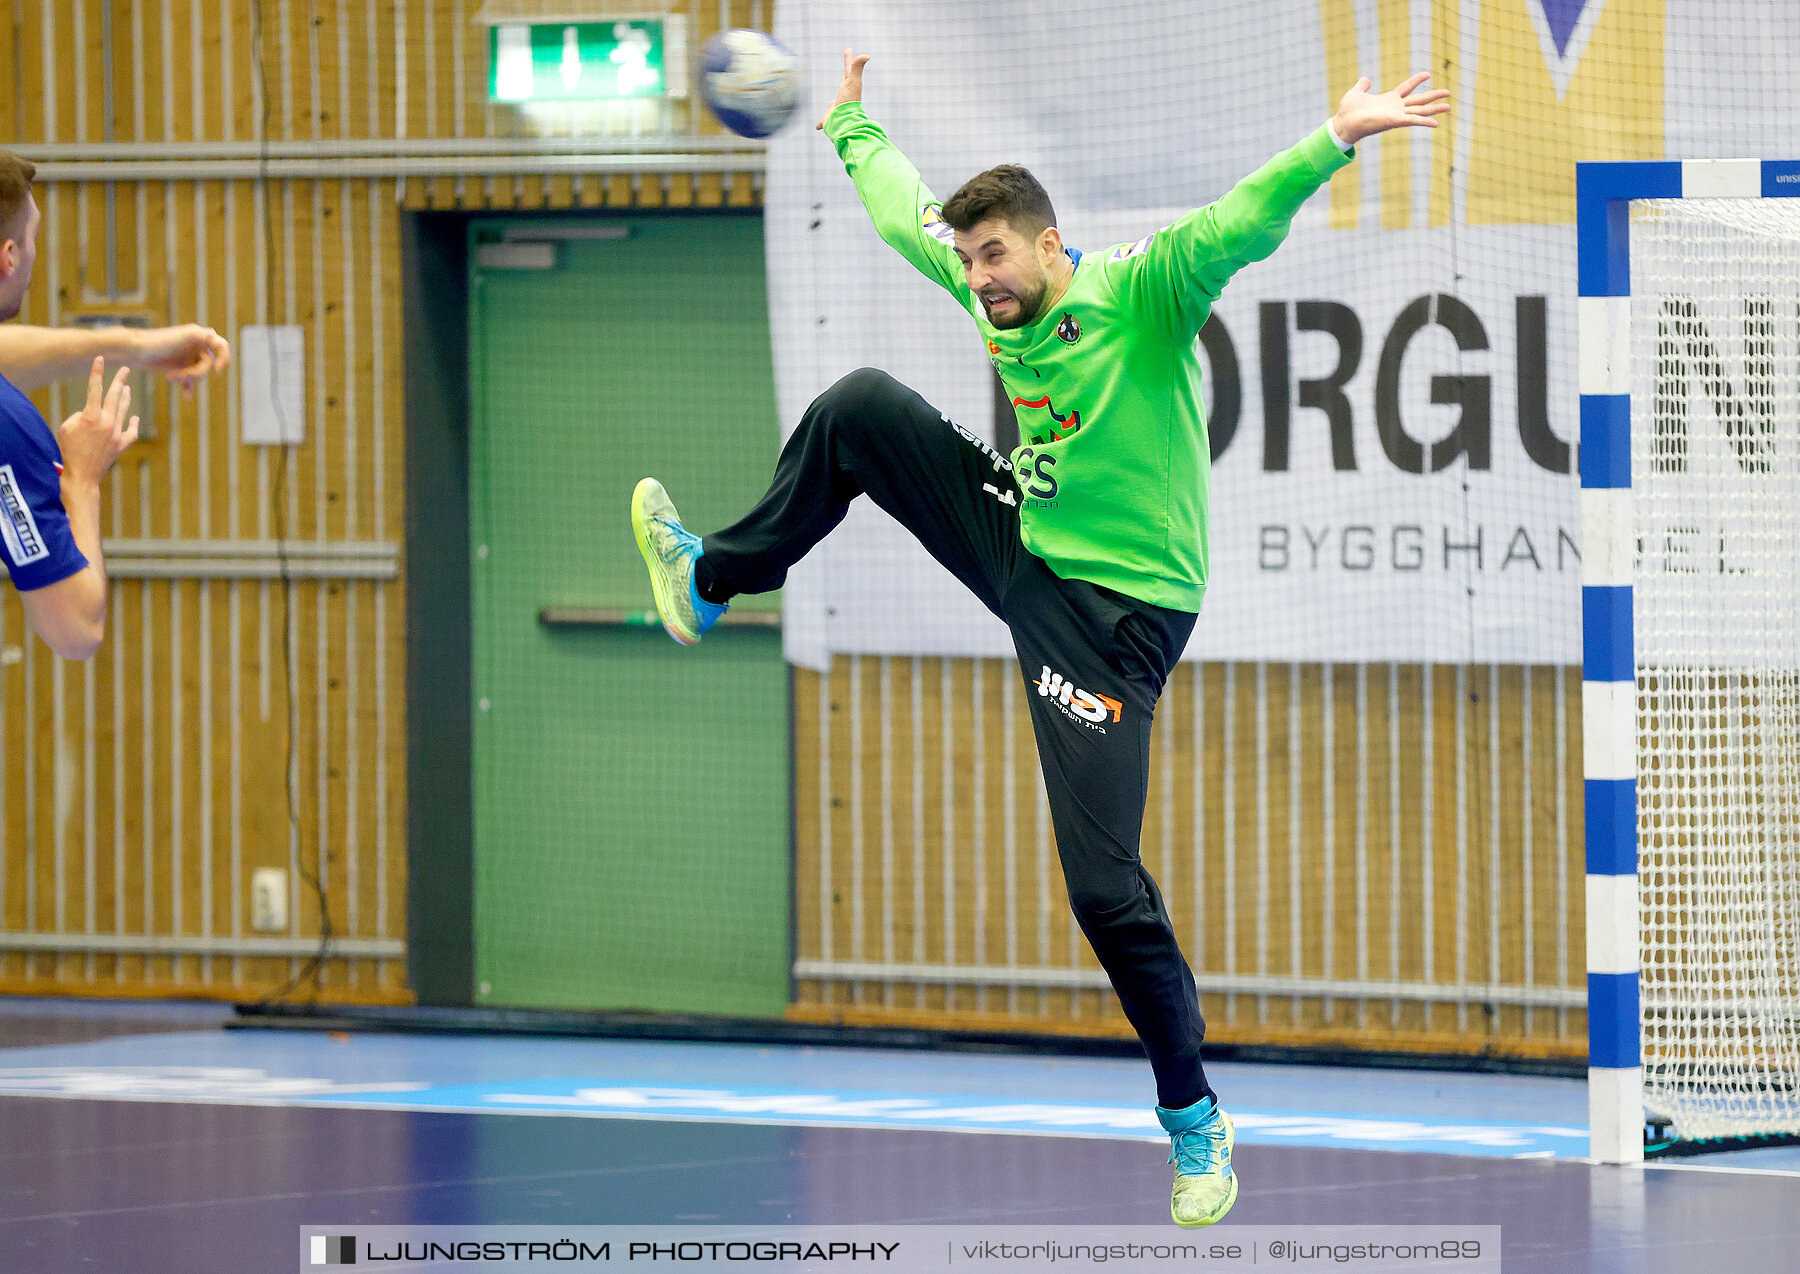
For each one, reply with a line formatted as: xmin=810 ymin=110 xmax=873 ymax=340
xmin=635 ymin=50 xmax=1447 ymax=1227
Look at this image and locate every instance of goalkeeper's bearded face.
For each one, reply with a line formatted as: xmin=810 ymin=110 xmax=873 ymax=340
xmin=952 ymin=216 xmax=1062 ymax=331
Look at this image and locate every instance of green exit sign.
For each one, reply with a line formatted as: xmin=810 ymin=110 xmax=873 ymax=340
xmin=489 ymin=21 xmax=666 ymax=102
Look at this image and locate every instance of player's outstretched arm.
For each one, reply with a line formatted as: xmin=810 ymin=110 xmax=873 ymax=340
xmin=1329 ymin=73 xmax=1451 ymax=145
xmin=0 ymin=322 xmax=230 ymax=395
xmin=816 ymin=48 xmax=872 ymax=131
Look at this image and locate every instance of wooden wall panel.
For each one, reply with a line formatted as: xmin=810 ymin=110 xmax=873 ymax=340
xmin=792 ymin=659 xmax=1589 ymax=1061
xmin=9 ymin=0 xmax=1580 ymax=1062
xmin=2 ymin=0 xmax=769 ymax=1003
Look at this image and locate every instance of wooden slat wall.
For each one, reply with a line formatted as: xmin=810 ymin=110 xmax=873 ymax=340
xmin=0 ymin=0 xmax=768 ymax=1002
xmin=5 ymin=1 xmax=1592 ymax=1062
xmin=792 ymin=659 xmax=1589 ymax=1060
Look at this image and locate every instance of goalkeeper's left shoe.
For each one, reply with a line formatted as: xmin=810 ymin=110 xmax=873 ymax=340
xmin=1158 ymin=1097 xmax=1238 ymax=1227
xmin=631 ymin=477 xmax=727 ymax=646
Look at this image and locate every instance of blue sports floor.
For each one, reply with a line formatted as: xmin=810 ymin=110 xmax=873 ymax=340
xmin=1 ymin=997 xmax=1795 ymax=1272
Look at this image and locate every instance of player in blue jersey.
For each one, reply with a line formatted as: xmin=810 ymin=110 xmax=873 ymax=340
xmin=0 ymin=151 xmax=228 ymax=659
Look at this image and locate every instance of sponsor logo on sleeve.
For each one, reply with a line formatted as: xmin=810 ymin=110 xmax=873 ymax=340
xmin=921 ymin=203 xmax=956 ymax=246
xmin=0 ymin=464 xmax=49 ymax=566
xmin=1107 ymin=233 xmax=1154 ymax=262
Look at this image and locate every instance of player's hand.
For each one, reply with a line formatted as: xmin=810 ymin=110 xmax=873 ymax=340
xmin=816 ymin=48 xmax=871 ymax=130
xmin=1330 ymin=73 xmax=1450 ymax=145
xmin=57 ymin=358 xmax=139 ymax=487
xmin=133 ymin=323 xmax=231 ymax=398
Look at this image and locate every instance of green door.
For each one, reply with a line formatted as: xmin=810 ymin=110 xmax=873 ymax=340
xmin=468 ymin=214 xmax=789 ymax=1017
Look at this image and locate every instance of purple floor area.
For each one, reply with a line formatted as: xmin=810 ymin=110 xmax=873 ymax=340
xmin=2 ymin=1094 xmax=1795 ymax=1273
xmin=1 ymin=1000 xmax=1795 ymax=1273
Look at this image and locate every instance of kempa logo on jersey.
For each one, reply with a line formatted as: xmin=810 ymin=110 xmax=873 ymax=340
xmin=921 ymin=202 xmax=955 ymax=246
xmin=1033 ymin=666 xmax=1123 ymax=731
xmin=0 ymin=464 xmax=48 ymax=566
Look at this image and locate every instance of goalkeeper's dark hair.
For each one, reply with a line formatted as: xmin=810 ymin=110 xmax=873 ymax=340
xmin=942 ymin=165 xmax=1057 ymax=238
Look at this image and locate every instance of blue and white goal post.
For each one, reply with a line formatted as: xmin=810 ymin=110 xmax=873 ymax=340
xmin=1578 ymin=157 xmax=1800 ymax=1164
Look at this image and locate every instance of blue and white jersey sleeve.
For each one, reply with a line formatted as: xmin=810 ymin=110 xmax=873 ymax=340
xmin=0 ymin=375 xmax=87 ymax=592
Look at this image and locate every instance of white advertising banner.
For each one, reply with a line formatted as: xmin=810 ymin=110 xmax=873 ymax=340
xmin=763 ymin=1 xmax=1800 ymax=670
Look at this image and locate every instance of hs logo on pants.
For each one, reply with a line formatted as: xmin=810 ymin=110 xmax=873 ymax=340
xmin=1034 ymin=667 xmax=1122 ymax=728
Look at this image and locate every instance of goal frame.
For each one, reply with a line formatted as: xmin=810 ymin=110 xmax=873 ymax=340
xmin=1576 ymin=157 xmax=1800 ymax=1164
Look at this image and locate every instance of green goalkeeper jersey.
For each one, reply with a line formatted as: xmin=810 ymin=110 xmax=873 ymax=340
xmin=823 ymin=102 xmax=1352 ymax=612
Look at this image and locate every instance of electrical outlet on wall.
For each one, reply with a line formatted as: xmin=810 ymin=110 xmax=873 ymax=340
xmin=250 ymin=868 xmax=288 ymax=933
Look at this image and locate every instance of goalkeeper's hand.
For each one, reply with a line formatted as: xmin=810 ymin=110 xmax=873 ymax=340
xmin=817 ymin=48 xmax=872 ymax=130
xmin=1330 ymin=73 xmax=1451 ymax=145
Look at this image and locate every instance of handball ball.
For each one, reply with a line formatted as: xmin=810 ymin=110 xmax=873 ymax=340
xmin=700 ymin=29 xmax=801 ymax=138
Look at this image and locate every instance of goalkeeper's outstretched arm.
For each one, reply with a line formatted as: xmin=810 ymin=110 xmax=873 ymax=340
xmin=816 ymin=49 xmax=970 ymax=300
xmin=1104 ymin=72 xmax=1451 ymax=338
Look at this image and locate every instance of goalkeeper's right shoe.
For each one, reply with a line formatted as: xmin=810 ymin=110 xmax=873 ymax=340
xmin=1158 ymin=1097 xmax=1238 ymax=1227
xmin=631 ymin=477 xmax=727 ymax=646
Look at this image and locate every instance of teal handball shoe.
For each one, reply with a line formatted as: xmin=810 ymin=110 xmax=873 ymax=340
xmin=1157 ymin=1097 xmax=1238 ymax=1227
xmin=631 ymin=478 xmax=727 ymax=646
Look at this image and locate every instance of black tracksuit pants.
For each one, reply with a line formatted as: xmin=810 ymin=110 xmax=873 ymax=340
xmin=698 ymin=367 xmax=1215 ymax=1111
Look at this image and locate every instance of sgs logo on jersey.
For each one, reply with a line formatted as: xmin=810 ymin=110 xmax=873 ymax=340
xmin=1033 ymin=666 xmax=1123 ymax=732
xmin=1014 ymin=446 xmax=1059 ymax=502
